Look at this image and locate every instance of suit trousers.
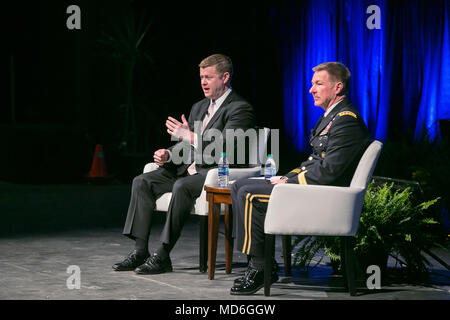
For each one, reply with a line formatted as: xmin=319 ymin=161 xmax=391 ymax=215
xmin=122 ymin=166 xmax=206 ymax=251
xmin=231 ymin=178 xmax=275 ymax=257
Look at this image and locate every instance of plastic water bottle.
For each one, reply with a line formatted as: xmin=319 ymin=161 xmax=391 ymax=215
xmin=218 ymin=152 xmax=229 ymax=187
xmin=264 ymin=154 xmax=276 ymax=180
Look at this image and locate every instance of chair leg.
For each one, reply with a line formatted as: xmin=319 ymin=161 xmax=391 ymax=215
xmin=224 ymin=205 xmax=233 ymax=274
xmin=264 ymin=234 xmax=275 ymax=296
xmin=282 ymin=235 xmax=292 ymax=276
xmin=199 ymin=216 xmax=208 ymax=273
xmin=340 ymin=238 xmax=348 ymax=289
xmin=343 ymin=237 xmax=357 ymax=296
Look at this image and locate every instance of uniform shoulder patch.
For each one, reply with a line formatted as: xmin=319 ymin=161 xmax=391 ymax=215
xmin=338 ymin=111 xmax=357 ymax=118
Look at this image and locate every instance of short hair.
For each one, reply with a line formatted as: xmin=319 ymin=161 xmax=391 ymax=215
xmin=199 ymin=54 xmax=233 ymax=80
xmin=313 ymin=62 xmax=351 ymax=95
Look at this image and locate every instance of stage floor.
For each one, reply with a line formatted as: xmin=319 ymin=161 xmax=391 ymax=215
xmin=1 ymin=224 xmax=449 ymax=300
xmin=0 ymin=182 xmax=449 ymax=300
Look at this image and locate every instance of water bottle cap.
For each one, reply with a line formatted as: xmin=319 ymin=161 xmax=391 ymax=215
xmin=268 ymin=154 xmax=272 ymax=158
xmin=221 ymin=152 xmax=226 ymax=156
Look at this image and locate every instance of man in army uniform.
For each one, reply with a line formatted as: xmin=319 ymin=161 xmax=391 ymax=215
xmin=229 ymin=62 xmax=371 ymax=295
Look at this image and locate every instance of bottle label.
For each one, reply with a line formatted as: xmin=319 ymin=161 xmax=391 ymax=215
xmin=265 ymin=164 xmax=272 ymax=179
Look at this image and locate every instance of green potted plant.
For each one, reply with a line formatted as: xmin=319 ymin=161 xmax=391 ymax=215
xmin=293 ymin=182 xmax=444 ymax=282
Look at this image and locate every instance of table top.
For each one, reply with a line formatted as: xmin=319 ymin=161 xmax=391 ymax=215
xmin=204 ymin=184 xmax=232 ymax=194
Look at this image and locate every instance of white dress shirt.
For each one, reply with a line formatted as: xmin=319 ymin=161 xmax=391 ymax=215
xmin=324 ymin=96 xmax=345 ymax=118
xmin=193 ymin=88 xmax=232 ymax=149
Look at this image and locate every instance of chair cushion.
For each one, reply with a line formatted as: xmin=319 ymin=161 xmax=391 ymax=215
xmin=155 ymin=193 xmax=172 ymax=212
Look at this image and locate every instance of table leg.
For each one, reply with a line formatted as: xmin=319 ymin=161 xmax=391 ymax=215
xmin=224 ymin=204 xmax=233 ymax=274
xmin=208 ymin=202 xmax=220 ymax=280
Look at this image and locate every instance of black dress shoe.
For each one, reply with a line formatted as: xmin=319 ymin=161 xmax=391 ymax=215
xmin=230 ymin=266 xmax=278 ymax=295
xmin=112 ymin=250 xmax=149 ymax=271
xmin=134 ymin=253 xmax=173 ymax=275
xmin=233 ymin=259 xmax=279 ymax=286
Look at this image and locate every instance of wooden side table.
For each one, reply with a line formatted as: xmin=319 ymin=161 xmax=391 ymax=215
xmin=204 ymin=184 xmax=234 ymax=280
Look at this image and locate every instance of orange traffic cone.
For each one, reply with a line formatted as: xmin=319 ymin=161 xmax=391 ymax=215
xmin=88 ymin=144 xmax=108 ymax=178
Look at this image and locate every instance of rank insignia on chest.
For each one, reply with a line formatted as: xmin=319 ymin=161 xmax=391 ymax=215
xmin=321 ymin=152 xmax=325 ymax=158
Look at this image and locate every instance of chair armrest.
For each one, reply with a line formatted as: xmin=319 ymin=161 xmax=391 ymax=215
xmin=194 ymin=166 xmax=263 ymax=216
xmin=204 ymin=168 xmax=219 ymax=186
xmin=229 ymin=166 xmax=262 ymax=181
xmin=264 ymin=184 xmax=366 ymax=236
xmin=144 ymin=163 xmax=261 ymax=182
xmin=203 ymin=166 xmax=262 ymax=186
xmin=143 ymin=162 xmax=159 ymax=173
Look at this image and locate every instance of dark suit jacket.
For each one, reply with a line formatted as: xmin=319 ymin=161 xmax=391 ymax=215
xmin=285 ymin=97 xmax=371 ymax=186
xmin=165 ymin=90 xmax=256 ymax=176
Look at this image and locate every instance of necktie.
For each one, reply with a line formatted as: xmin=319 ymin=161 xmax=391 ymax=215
xmin=188 ymin=101 xmax=216 ymax=175
xmin=201 ymin=101 xmax=216 ymax=133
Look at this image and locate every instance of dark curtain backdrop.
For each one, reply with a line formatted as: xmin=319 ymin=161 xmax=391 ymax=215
xmin=3 ymin=1 xmax=450 ymax=181
xmin=271 ymin=0 xmax=450 ymax=151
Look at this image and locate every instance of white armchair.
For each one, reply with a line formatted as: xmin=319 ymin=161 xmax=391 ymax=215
xmin=143 ymin=127 xmax=270 ymax=272
xmin=263 ymin=140 xmax=383 ymax=296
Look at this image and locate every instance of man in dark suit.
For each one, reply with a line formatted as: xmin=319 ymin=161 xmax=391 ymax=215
xmin=229 ymin=62 xmax=371 ymax=295
xmin=113 ymin=54 xmax=255 ymax=274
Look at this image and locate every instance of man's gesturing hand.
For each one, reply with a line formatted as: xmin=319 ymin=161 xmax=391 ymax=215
xmin=166 ymin=114 xmax=194 ymax=144
xmin=270 ymin=177 xmax=288 ymax=185
xmin=154 ymin=149 xmax=169 ymax=166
